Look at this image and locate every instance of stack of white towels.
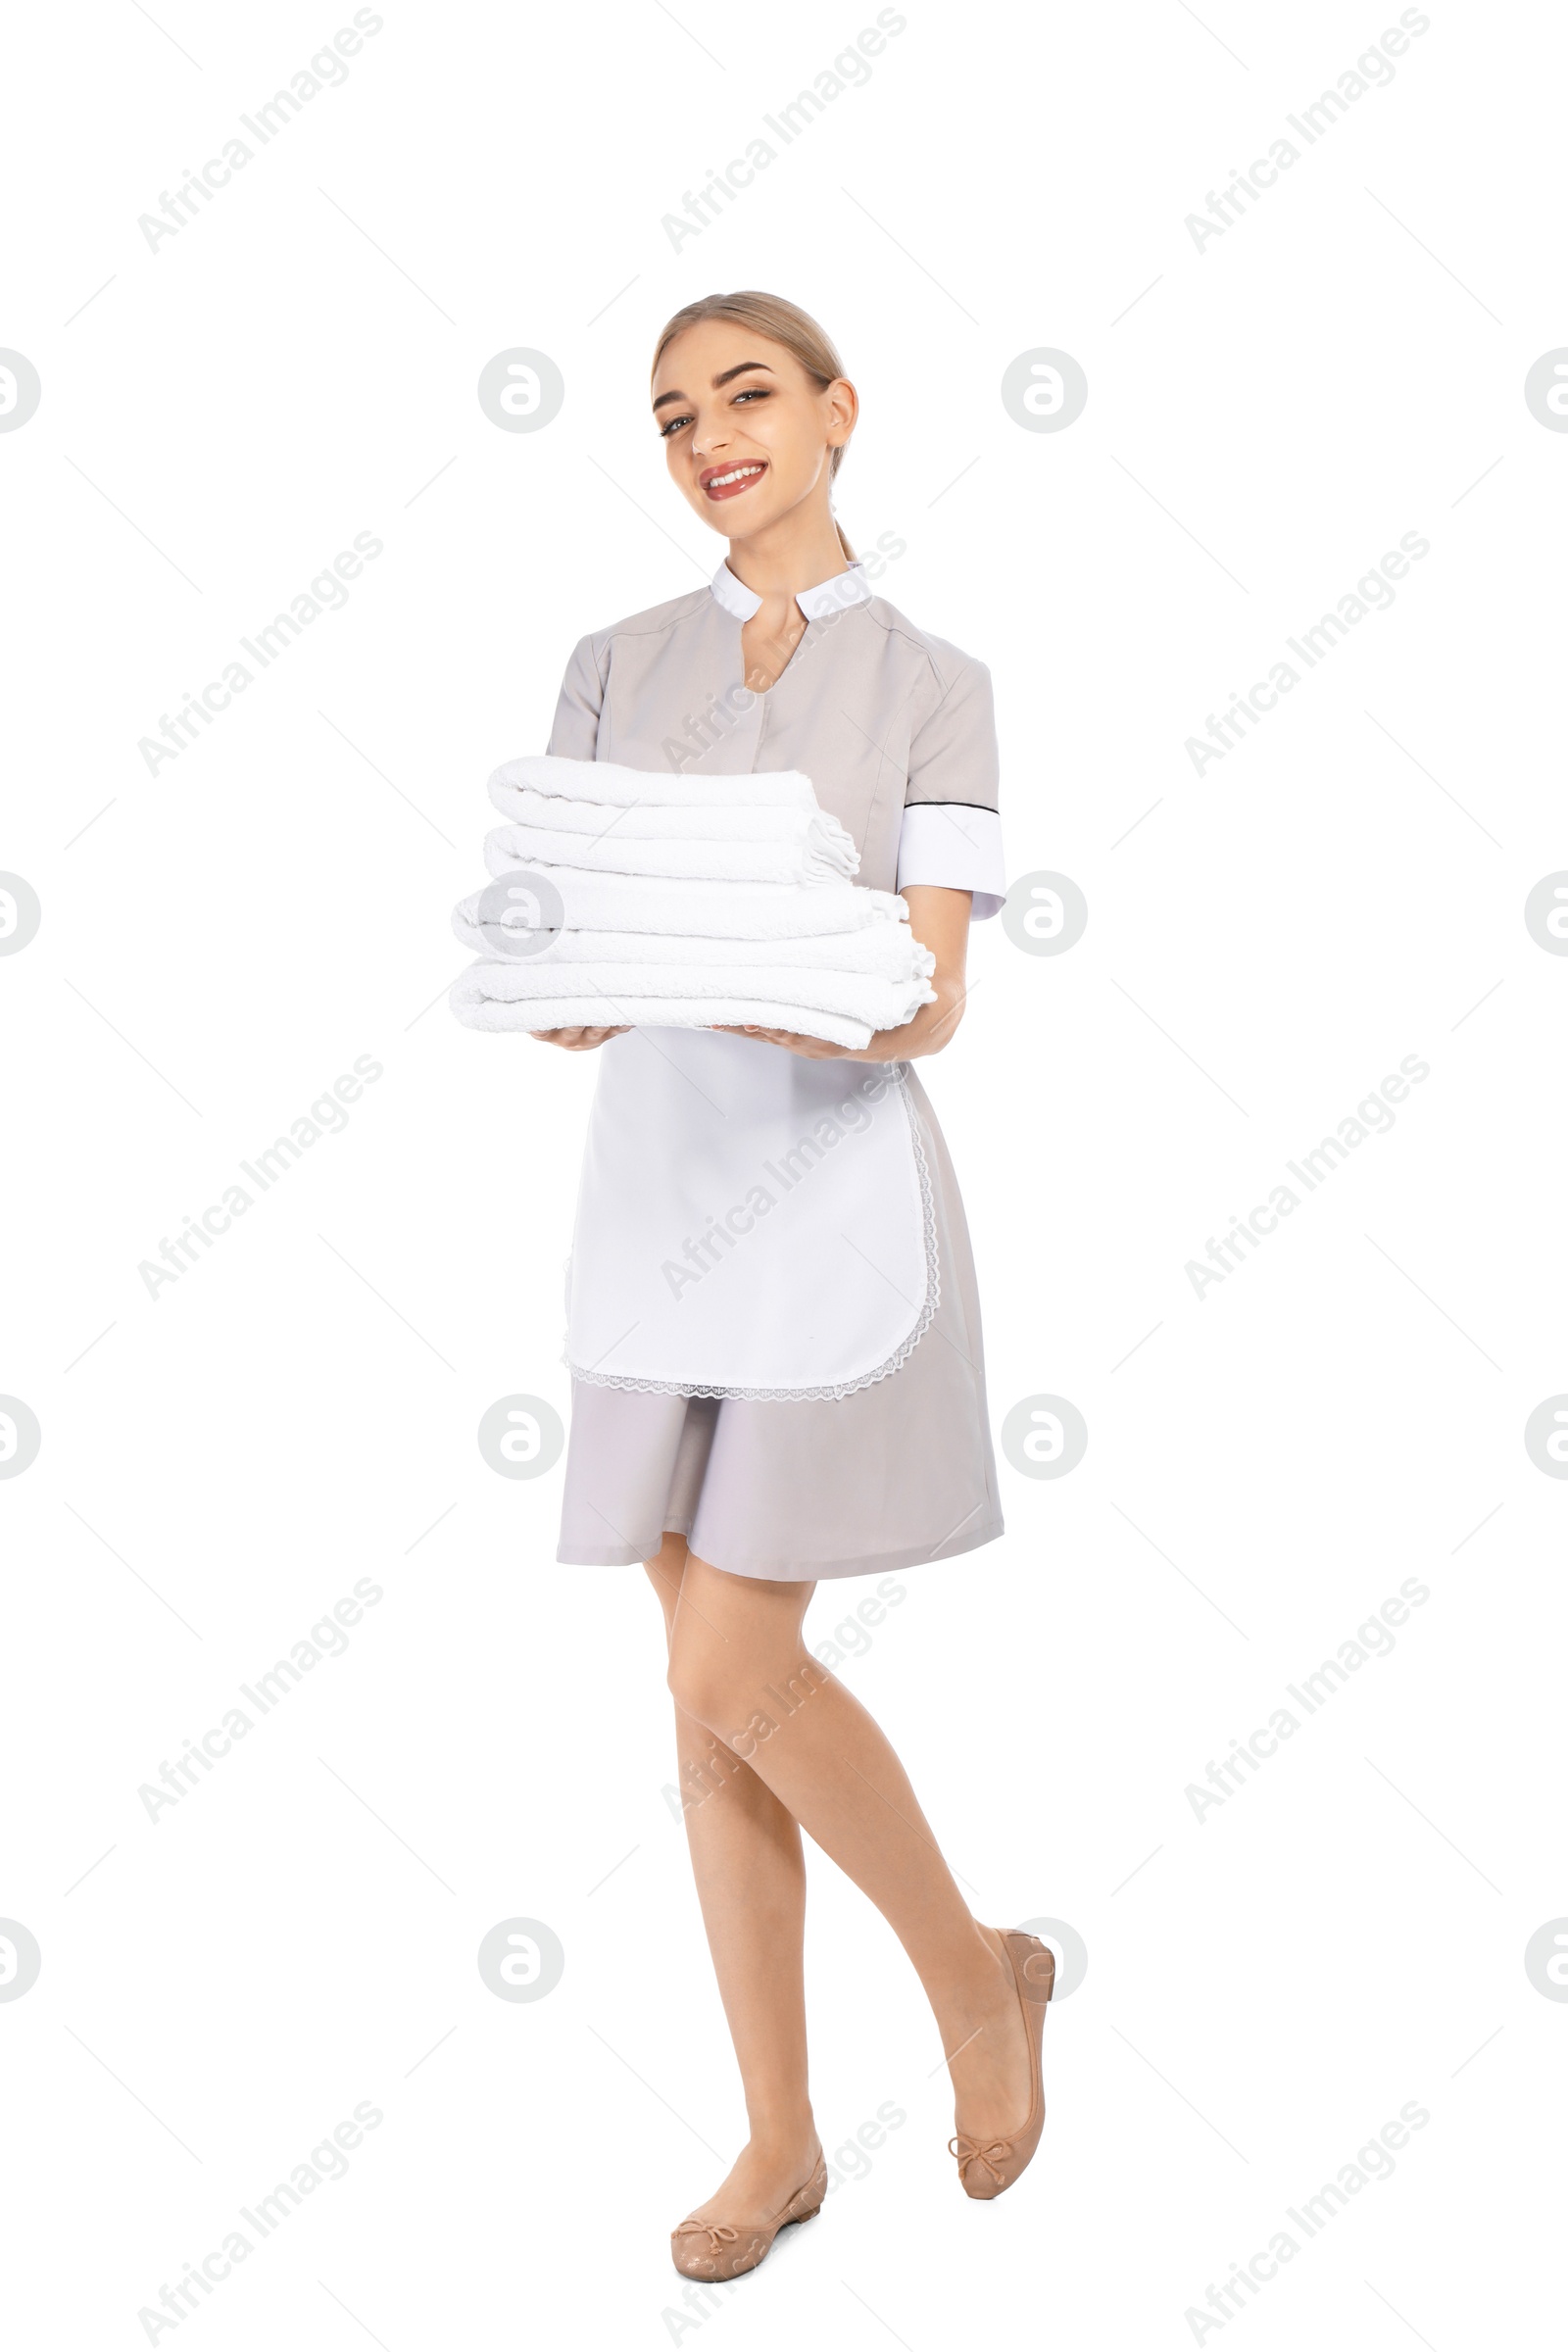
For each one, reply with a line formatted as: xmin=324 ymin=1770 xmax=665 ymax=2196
xmin=448 ymin=756 xmax=937 ymax=1050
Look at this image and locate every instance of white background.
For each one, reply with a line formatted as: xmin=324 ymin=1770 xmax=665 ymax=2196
xmin=3 ymin=0 xmax=1565 ymax=2343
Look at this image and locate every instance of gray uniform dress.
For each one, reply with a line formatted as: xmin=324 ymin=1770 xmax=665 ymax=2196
xmin=551 ymin=557 xmax=1006 ymax=1584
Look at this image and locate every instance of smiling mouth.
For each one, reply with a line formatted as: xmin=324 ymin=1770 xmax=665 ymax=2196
xmin=703 ymin=462 xmax=767 ymax=501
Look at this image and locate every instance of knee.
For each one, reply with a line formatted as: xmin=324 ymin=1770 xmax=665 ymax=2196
xmin=665 ymin=1633 xmax=737 ymax=1736
xmin=668 ymin=1629 xmax=827 ymax=1746
xmin=663 ymin=1557 xmax=818 ymax=1739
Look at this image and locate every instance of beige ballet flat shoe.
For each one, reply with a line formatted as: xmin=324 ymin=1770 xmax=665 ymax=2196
xmin=670 ymin=2148 xmax=828 ymax=2278
xmin=948 ymin=1927 xmax=1054 ymax=2201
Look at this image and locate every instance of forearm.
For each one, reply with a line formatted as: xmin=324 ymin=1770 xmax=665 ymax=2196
xmin=847 ymin=973 xmax=966 ymax=1063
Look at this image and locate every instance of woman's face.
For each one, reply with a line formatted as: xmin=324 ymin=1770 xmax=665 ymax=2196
xmin=652 ymin=320 xmax=856 ymax=544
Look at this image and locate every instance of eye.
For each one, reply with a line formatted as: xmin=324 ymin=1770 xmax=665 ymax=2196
xmin=658 ymin=412 xmax=693 ymax=439
xmin=733 ymin=387 xmax=770 ymax=405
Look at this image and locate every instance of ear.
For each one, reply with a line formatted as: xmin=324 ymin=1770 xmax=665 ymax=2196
xmin=824 ymin=377 xmax=858 ymax=445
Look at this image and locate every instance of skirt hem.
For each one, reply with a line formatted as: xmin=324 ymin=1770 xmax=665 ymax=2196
xmin=554 ymin=1512 xmax=1004 ymax=1583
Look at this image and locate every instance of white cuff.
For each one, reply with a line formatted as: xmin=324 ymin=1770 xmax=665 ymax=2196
xmin=895 ymin=803 xmax=1006 ymax=920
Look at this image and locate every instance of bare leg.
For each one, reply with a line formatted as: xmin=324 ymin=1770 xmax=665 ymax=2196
xmin=645 ymin=1536 xmax=821 ymax=2224
xmin=664 ymin=1552 xmax=1030 ymax=2154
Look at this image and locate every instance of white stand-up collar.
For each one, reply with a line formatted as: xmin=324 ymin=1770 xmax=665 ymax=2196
xmin=710 ymin=558 xmax=872 ymax=623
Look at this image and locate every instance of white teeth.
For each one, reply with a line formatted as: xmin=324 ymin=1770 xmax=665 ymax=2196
xmin=709 ymin=464 xmax=762 ymax=488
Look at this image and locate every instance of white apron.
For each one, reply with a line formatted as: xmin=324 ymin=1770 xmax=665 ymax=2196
xmin=564 ymin=1030 xmax=939 ymax=1401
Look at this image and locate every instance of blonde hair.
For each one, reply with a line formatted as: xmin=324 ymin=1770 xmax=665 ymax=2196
xmin=651 ymin=289 xmax=857 ymax=563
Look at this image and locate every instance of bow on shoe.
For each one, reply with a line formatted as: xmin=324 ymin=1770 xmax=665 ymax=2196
xmin=948 ymin=2132 xmax=1012 ymax=2188
xmin=673 ymin=2220 xmax=740 ymax=2254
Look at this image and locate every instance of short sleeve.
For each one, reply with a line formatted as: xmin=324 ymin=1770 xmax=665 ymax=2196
xmin=546 ymin=632 xmax=608 ymax=760
xmin=898 ymin=657 xmax=1006 ymax=920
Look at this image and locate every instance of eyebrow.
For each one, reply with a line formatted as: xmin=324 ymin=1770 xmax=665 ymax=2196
xmin=652 ymin=361 xmax=775 ymax=414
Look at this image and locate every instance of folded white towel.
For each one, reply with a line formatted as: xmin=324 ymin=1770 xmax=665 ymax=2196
xmin=499 ymin=787 xmax=856 ymax=852
xmin=459 ymin=997 xmax=876 ymax=1049
xmin=477 ymin=850 xmax=905 ymax=941
xmin=448 ymin=974 xmax=901 ymax=1052
xmin=452 ymin=959 xmax=933 ymax=1024
xmin=489 ymin=755 xmax=819 ymax=816
xmin=486 ymin=818 xmax=858 ymax=887
xmin=452 ymin=895 xmax=935 ymax=980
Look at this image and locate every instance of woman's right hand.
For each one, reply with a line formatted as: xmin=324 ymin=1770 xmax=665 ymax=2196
xmin=527 ymin=1026 xmax=629 ymax=1051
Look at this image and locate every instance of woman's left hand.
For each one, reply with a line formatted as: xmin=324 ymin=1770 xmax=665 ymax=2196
xmin=710 ymin=886 xmax=975 ymax=1065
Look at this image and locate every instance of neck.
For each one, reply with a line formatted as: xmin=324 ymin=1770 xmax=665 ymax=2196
xmin=725 ymin=498 xmax=848 ymax=603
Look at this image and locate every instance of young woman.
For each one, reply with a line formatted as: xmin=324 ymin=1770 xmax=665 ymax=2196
xmin=531 ymin=290 xmax=1053 ymax=2276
